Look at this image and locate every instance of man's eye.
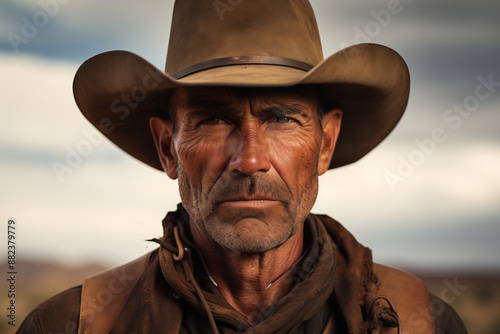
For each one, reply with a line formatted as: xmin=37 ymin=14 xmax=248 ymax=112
xmin=270 ymin=116 xmax=295 ymax=123
xmin=201 ymin=118 xmax=226 ymax=125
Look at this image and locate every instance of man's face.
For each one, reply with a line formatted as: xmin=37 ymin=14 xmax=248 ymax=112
xmin=152 ymin=86 xmax=340 ymax=253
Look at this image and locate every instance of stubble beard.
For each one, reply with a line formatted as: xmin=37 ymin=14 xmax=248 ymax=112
xmin=176 ymin=160 xmax=319 ymax=253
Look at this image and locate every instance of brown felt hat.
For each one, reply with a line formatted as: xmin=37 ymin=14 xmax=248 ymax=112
xmin=73 ymin=0 xmax=410 ymax=170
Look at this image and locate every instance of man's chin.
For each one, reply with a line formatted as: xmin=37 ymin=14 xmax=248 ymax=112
xmin=209 ymin=218 xmax=293 ymax=253
xmin=218 ymin=238 xmax=284 ymax=254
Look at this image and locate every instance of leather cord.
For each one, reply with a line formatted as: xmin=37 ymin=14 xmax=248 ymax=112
xmin=365 ymin=295 xmax=400 ymax=334
xmin=149 ymin=229 xmax=221 ymax=334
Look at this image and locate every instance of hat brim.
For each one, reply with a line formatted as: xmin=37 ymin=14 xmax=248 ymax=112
xmin=73 ymin=43 xmax=409 ymax=170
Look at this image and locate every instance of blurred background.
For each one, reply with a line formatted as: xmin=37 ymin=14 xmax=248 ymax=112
xmin=1 ymin=0 xmax=499 ymax=332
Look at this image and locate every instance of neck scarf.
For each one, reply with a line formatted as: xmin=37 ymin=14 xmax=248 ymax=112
xmin=158 ymin=209 xmax=336 ymax=333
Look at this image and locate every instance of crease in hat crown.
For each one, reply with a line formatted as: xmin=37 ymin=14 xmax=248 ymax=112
xmin=165 ymin=0 xmax=323 ymax=78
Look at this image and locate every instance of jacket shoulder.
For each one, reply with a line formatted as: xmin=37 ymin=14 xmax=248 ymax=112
xmin=373 ymin=263 xmax=435 ymax=334
xmin=373 ymin=263 xmax=429 ymax=299
xmin=17 ymin=285 xmax=81 ymax=333
xmin=430 ymin=293 xmax=468 ymax=333
xmin=18 ymin=251 xmax=156 ymax=334
xmin=79 ymin=251 xmax=154 ymax=333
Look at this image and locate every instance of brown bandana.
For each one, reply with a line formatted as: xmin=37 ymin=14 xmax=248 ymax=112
xmin=158 ymin=210 xmax=336 ymax=333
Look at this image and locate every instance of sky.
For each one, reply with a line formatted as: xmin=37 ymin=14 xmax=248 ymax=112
xmin=1 ymin=0 xmax=499 ymax=271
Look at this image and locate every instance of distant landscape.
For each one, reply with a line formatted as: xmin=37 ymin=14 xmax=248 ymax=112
xmin=416 ymin=270 xmax=500 ymax=334
xmin=1 ymin=260 xmax=499 ymax=334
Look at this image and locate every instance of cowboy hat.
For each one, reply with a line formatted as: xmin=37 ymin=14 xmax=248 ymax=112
xmin=73 ymin=0 xmax=410 ymax=170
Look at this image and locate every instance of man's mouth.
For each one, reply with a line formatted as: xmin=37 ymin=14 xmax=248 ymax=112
xmin=219 ymin=194 xmax=281 ymax=209
xmin=222 ymin=194 xmax=277 ymax=202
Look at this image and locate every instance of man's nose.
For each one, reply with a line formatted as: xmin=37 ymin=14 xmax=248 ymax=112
xmin=228 ymin=129 xmax=271 ymax=175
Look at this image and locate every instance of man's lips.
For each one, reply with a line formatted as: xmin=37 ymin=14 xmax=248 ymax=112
xmin=221 ymin=195 xmax=278 ymax=202
xmin=218 ymin=195 xmax=281 ymax=208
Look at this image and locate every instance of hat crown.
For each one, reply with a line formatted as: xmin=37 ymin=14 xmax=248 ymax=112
xmin=165 ymin=0 xmax=324 ymax=75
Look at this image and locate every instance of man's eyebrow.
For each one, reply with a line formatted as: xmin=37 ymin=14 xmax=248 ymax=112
xmin=183 ymin=95 xmax=313 ymax=119
xmin=262 ymin=103 xmax=312 ymax=118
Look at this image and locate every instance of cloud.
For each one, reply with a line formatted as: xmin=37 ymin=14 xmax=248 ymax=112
xmin=314 ymin=142 xmax=500 ymax=222
xmin=0 ymin=0 xmax=174 ymax=66
xmin=367 ymin=217 xmax=500 ymax=269
xmin=314 ymin=0 xmax=500 ymax=91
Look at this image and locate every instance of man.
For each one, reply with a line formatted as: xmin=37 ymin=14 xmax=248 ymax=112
xmin=19 ymin=0 xmax=467 ymax=333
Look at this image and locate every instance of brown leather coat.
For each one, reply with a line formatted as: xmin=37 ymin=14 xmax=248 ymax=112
xmin=78 ymin=211 xmax=434 ymax=333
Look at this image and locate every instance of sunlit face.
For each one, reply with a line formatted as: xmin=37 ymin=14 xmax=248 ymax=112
xmin=152 ymin=86 xmax=340 ymax=253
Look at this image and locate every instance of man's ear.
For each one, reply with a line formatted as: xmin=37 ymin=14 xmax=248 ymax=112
xmin=149 ymin=117 xmax=178 ymax=179
xmin=318 ymin=109 xmax=343 ymax=175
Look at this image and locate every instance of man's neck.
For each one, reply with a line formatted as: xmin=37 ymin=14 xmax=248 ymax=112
xmin=189 ymin=221 xmax=305 ymax=324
